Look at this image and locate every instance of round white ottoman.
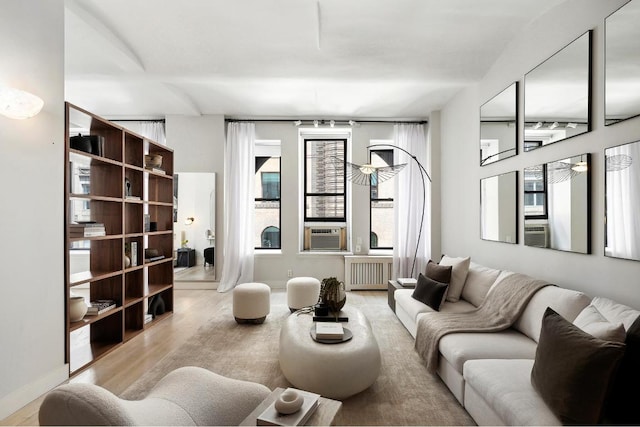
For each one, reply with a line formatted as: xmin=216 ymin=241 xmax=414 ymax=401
xmin=286 ymin=277 xmax=321 ymax=312
xmin=233 ymin=282 xmax=270 ymax=324
xmin=279 ymin=306 xmax=381 ymax=399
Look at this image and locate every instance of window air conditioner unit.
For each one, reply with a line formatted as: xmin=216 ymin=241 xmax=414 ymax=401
xmin=305 ymin=226 xmax=345 ymax=251
xmin=524 ymin=223 xmax=549 ymax=248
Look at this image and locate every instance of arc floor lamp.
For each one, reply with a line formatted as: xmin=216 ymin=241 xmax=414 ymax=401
xmin=345 ymin=143 xmax=431 ymax=278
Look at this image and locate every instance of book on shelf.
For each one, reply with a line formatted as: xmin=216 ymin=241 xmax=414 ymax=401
xmin=315 ymin=322 xmax=344 ymax=339
xmin=145 ymin=166 xmax=166 ymax=174
xmin=69 ymin=222 xmax=106 ymax=237
xmin=397 ymin=278 xmax=417 ymax=287
xmin=130 ymin=242 xmax=138 ymax=266
xmin=125 ymin=195 xmax=141 ymax=200
xmin=145 ymin=255 xmax=165 ymax=262
xmin=256 ymin=388 xmax=320 ymax=426
xmin=86 ymin=300 xmax=116 ymax=315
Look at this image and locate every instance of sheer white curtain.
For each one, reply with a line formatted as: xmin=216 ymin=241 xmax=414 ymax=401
xmin=218 ymin=122 xmax=255 ymax=292
xmin=393 ymin=124 xmax=431 ymax=279
xmin=113 ymin=121 xmax=166 ymax=145
xmin=606 ymin=142 xmax=640 ymax=259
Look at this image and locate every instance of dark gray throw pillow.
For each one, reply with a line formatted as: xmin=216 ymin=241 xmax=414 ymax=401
xmin=602 ymin=314 xmax=640 ymax=424
xmin=426 ymin=260 xmax=452 ymax=284
xmin=411 ymin=273 xmax=448 ymax=311
xmin=531 ymin=307 xmax=626 ymax=425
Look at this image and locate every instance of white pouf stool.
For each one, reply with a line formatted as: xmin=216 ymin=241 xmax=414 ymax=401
xmin=286 ymin=277 xmax=321 ymax=312
xmin=233 ymin=282 xmax=270 ymax=324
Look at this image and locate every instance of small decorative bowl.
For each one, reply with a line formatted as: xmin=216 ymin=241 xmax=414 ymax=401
xmin=145 ymin=154 xmax=162 ymax=168
xmin=274 ymin=389 xmax=304 ymax=414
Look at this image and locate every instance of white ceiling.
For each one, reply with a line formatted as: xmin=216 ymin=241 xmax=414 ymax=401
xmin=64 ymin=0 xmax=567 ymax=120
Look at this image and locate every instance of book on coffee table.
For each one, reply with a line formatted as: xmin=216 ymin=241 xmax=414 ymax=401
xmin=315 ymin=322 xmax=344 ymax=339
xmin=256 ymin=388 xmax=320 ymax=426
xmin=397 ymin=277 xmax=417 ymax=287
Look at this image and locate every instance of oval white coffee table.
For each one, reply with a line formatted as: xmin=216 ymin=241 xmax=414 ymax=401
xmin=279 ymin=306 xmax=381 ymax=399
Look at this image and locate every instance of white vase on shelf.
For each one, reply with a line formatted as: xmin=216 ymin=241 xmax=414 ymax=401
xmin=69 ymin=295 xmax=88 ymax=322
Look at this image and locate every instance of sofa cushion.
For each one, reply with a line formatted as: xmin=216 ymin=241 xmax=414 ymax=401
xmin=463 ymin=359 xmax=560 ymax=426
xmin=439 ymin=329 xmax=537 ymax=372
xmin=411 ymin=273 xmax=448 ymax=311
xmin=531 ymin=308 xmax=626 ymax=425
xmin=513 ymin=285 xmax=590 ymax=342
xmin=439 ymin=255 xmax=470 ymax=303
xmin=425 ymin=260 xmax=452 ymax=284
xmin=460 ymin=262 xmax=501 ymax=307
xmin=573 ymin=304 xmax=626 ymax=342
xmin=591 ymin=296 xmax=640 ymax=330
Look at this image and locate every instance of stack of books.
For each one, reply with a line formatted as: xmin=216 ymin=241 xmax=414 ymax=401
xmin=397 ymin=277 xmax=417 ymax=287
xmin=86 ymin=299 xmax=116 ymax=316
xmin=69 ymin=222 xmax=106 ymax=238
xmin=257 ymin=388 xmax=320 ymax=426
xmin=144 ymin=313 xmax=153 ymax=324
xmin=315 ymin=322 xmax=344 ymax=339
xmin=145 ymin=166 xmax=166 ymax=175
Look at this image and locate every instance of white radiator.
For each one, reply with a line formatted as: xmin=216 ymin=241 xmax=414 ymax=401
xmin=344 ymin=256 xmax=392 ymax=290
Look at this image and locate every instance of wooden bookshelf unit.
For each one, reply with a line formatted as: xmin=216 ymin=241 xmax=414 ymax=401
xmin=64 ymin=102 xmax=174 ymax=375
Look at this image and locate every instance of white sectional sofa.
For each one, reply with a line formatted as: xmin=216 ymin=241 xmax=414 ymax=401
xmin=393 ymin=260 xmax=640 ymax=426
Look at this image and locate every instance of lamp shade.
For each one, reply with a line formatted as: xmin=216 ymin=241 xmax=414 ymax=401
xmin=0 ymin=86 xmax=44 ymax=119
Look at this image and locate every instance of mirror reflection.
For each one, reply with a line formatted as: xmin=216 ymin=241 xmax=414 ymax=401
xmin=480 ymin=82 xmax=518 ymax=166
xmin=480 ymin=171 xmax=517 ymax=243
xmin=523 ymin=153 xmax=591 ymax=253
xmin=605 ymin=0 xmax=640 ymax=125
xmin=173 ymin=172 xmax=216 ymax=281
xmin=524 ymin=31 xmax=591 ymax=151
xmin=605 ymin=140 xmax=639 ymax=260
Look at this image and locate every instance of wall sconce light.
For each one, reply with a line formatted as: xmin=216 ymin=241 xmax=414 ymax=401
xmin=184 ymin=217 xmax=195 ymax=225
xmin=0 ymin=86 xmax=44 ymax=119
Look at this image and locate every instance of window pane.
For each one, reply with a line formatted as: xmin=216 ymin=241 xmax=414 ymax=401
xmin=306 ymin=140 xmax=344 ymax=194
xmin=371 ymin=200 xmax=394 ymax=248
xmin=255 ymin=157 xmax=280 ymax=199
xmin=306 ymin=195 xmax=344 ymax=219
xmin=255 ymin=200 xmax=280 ymax=248
xmin=371 ymin=151 xmax=394 ymax=199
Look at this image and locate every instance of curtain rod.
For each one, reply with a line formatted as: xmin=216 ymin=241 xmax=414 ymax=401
xmin=110 ymin=119 xmax=166 ymax=123
xmin=225 ymin=118 xmax=428 ymax=124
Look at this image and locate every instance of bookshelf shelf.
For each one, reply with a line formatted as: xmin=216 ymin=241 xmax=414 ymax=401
xmin=65 ymin=102 xmax=174 ymax=375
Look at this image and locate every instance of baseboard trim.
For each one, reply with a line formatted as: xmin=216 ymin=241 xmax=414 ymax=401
xmin=0 ymin=364 xmax=68 ymax=420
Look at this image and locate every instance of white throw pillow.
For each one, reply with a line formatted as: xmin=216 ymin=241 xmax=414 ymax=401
xmin=439 ymin=255 xmax=471 ymax=303
xmin=573 ymin=305 xmax=626 ymax=343
xmin=591 ymin=296 xmax=640 ymax=331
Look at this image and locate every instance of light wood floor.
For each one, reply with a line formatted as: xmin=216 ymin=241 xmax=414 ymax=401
xmin=2 ymin=289 xmax=234 ymax=426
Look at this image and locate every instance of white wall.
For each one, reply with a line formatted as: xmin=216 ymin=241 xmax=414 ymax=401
xmin=440 ymin=0 xmax=640 ymax=309
xmin=0 ymin=0 xmax=67 ymax=418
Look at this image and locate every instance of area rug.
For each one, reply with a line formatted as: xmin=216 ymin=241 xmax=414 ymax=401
xmin=121 ymin=291 xmax=474 ymax=426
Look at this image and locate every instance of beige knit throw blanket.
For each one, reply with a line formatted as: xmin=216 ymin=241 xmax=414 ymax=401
xmin=415 ymin=272 xmax=551 ymax=373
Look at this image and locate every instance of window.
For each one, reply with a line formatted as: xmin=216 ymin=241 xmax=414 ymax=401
xmin=524 ymin=164 xmax=548 ymax=219
xmin=370 ymin=149 xmax=395 ymax=249
xmin=255 ymin=155 xmax=281 ymax=249
xmin=304 ymin=139 xmax=346 ymax=222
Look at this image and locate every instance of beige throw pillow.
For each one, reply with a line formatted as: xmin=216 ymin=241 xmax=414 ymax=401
xmin=573 ymin=305 xmax=626 ymax=343
xmin=438 ymin=255 xmax=470 ymax=302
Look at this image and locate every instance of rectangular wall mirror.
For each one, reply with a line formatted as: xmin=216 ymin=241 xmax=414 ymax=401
xmin=480 ymin=82 xmax=518 ymax=166
xmin=173 ymin=172 xmax=216 ymax=281
xmin=523 ymin=153 xmax=591 ymax=253
xmin=605 ymin=0 xmax=640 ymax=125
xmin=480 ymin=171 xmax=517 ymax=243
xmin=524 ymin=31 xmax=592 ymax=151
xmin=605 ymin=140 xmax=639 ymax=261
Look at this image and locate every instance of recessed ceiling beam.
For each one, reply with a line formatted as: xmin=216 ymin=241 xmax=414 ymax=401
xmin=66 ymin=0 xmax=145 ymax=72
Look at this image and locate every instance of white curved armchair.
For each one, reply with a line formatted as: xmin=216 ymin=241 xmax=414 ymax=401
xmin=39 ymin=366 xmax=270 ymax=426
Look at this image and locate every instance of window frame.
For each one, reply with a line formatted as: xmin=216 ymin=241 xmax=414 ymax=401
xmin=255 ymin=155 xmax=281 ymax=250
xmin=303 ymin=138 xmax=347 ymax=223
xmin=524 ymin=163 xmax=549 ymax=220
xmin=369 ymin=148 xmax=394 ymax=250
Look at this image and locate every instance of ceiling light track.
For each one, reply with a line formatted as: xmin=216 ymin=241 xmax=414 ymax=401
xmin=225 ymin=118 xmax=427 ymax=125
